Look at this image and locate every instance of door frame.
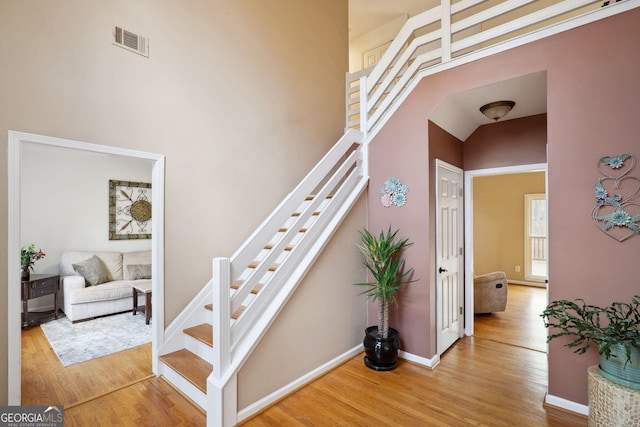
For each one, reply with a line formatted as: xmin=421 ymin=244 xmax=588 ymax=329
xmin=463 ymin=162 xmax=547 ymax=337
xmin=7 ymin=131 xmax=165 ymax=404
xmin=435 ymin=159 xmax=464 ymax=355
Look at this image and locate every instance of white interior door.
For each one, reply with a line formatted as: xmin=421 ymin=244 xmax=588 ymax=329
xmin=436 ymin=160 xmax=464 ymax=355
xmin=361 ymin=41 xmax=391 ymax=68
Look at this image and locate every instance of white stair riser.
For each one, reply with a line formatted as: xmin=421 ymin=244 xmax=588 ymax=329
xmin=159 ymin=362 xmax=207 ymax=410
xmin=184 ymin=334 xmax=214 ymax=361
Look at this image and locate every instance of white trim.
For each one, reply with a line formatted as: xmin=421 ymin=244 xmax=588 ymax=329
xmin=463 ymin=163 xmax=547 ymax=338
xmin=237 ymin=345 xmax=362 ymax=422
xmin=235 ymin=345 xmax=442 ymax=424
xmin=545 ymin=394 xmax=589 ymax=417
xmin=235 ymin=345 xmax=441 ymax=424
xmin=7 ymin=132 xmax=21 ymax=405
xmin=7 ymin=131 xmax=165 ymax=404
xmin=524 ymin=193 xmax=547 ymax=281
xmin=508 ymin=279 xmax=547 ymax=288
xmin=399 ymin=350 xmax=440 ymax=369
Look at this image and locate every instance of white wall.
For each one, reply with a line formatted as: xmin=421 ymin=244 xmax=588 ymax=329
xmin=349 ymin=15 xmax=406 ymax=72
xmin=1 ymin=0 xmax=363 ymax=408
xmin=21 ymin=142 xmax=152 ymax=310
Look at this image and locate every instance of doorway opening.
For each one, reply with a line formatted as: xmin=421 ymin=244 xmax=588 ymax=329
xmin=7 ymin=131 xmax=165 ymax=404
xmin=464 ymin=164 xmax=548 ymax=353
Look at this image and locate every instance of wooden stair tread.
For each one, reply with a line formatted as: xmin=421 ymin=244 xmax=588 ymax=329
xmin=291 ymin=211 xmax=320 ymax=217
xmin=232 ymin=305 xmax=246 ymax=320
xmin=184 ymin=323 xmax=213 ymax=347
xmin=204 ymin=303 xmax=212 ymax=311
xmin=305 ymin=195 xmax=333 ymax=201
xmin=264 ymin=245 xmax=294 ymax=251
xmin=231 ymin=280 xmax=244 ymax=289
xmin=248 ymin=262 xmax=279 ymax=271
xmin=159 ymin=349 xmax=212 ymax=393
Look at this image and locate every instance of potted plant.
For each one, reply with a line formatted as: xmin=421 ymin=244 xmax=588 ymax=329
xmin=354 ymin=226 xmax=414 ymax=371
xmin=541 ymin=295 xmax=640 ymax=389
xmin=21 ymin=244 xmax=46 ymax=280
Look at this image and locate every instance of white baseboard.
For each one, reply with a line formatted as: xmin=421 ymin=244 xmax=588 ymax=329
xmin=508 ymin=279 xmax=547 ymax=288
xmin=399 ymin=350 xmax=440 ymax=368
xmin=237 ymin=345 xmax=443 ymax=423
xmin=545 ymin=394 xmax=589 ymax=416
xmin=237 ymin=345 xmax=362 ymax=422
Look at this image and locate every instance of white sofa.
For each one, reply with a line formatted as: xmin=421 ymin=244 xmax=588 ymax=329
xmin=60 ymin=250 xmax=151 ymax=322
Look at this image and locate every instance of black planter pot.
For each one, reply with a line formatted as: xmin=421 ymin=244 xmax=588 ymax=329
xmin=363 ymin=326 xmax=400 ymax=371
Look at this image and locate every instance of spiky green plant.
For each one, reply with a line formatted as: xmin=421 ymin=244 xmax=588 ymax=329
xmin=541 ymin=296 xmax=640 ymax=363
xmin=354 ymin=226 xmax=414 ymax=339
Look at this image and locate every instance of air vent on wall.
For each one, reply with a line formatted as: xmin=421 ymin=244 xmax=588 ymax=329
xmin=113 ymin=26 xmax=149 ymax=57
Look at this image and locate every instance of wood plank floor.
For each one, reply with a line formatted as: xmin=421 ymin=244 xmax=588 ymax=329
xmin=22 ymin=285 xmax=586 ymax=426
xmin=240 ymin=338 xmax=585 ymax=426
xmin=474 ymin=284 xmax=548 ymax=352
xmin=21 ymin=325 xmax=206 ymax=426
xmin=241 ymin=284 xmax=587 ymax=426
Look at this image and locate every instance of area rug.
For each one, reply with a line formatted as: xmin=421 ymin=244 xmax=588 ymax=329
xmin=40 ymin=312 xmax=151 ymax=367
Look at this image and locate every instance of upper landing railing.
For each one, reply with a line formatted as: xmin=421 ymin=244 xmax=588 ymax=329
xmin=346 ymin=0 xmax=639 ymax=136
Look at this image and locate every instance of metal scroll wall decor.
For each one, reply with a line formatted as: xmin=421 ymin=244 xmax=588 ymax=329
xmin=109 ymin=180 xmax=152 ymax=240
xmin=380 ymin=177 xmax=409 ymax=208
xmin=592 ymin=153 xmax=640 ymax=242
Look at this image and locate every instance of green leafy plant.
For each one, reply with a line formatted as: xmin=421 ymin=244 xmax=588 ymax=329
xmin=354 ymin=226 xmax=414 ymax=339
xmin=21 ymin=244 xmax=46 ymax=271
xmin=541 ymin=296 xmax=640 ymax=363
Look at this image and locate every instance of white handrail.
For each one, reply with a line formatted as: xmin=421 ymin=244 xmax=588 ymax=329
xmin=207 ymin=128 xmax=366 ymax=426
xmin=347 ymin=0 xmax=635 ymax=134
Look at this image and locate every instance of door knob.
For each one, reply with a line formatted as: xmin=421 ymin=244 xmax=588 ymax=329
xmin=439 ymin=267 xmax=447 ymax=273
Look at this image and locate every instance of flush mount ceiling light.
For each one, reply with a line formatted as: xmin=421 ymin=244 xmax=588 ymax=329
xmin=479 ymin=100 xmax=516 ymax=121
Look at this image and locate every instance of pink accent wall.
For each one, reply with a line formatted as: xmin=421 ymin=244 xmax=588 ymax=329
xmin=368 ymin=9 xmax=640 ymax=405
xmin=464 ymin=114 xmax=547 ymax=170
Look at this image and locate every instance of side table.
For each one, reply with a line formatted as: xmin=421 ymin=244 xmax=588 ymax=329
xmin=21 ymin=273 xmax=60 ymax=329
xmin=132 ymin=281 xmax=152 ymax=325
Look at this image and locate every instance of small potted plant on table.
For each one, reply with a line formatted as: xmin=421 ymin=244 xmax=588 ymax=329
xmin=354 ymin=226 xmax=414 ymax=371
xmin=21 ymin=244 xmax=46 ymax=280
xmin=541 ymin=295 xmax=640 ymax=389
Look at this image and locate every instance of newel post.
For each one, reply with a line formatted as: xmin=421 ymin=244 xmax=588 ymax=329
xmin=208 ymin=257 xmax=237 ymax=427
xmin=212 ymin=257 xmax=231 ymax=377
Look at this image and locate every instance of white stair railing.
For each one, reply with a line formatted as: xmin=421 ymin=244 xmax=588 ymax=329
xmin=347 ymin=0 xmax=639 ymax=135
xmin=207 ymin=128 xmax=366 ymax=427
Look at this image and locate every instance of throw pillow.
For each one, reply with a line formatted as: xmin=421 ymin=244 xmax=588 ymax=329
xmin=72 ymin=255 xmax=111 ymax=286
xmin=126 ymin=264 xmax=152 ymax=280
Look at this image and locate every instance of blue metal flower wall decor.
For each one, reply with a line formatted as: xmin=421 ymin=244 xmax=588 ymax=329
xmin=380 ymin=178 xmax=409 ymax=208
xmin=592 ymin=153 xmax=640 ymax=242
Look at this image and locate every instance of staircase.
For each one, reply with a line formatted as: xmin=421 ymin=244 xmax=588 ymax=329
xmin=155 ymin=1 xmax=640 ymax=425
xmin=156 ymin=129 xmax=367 ymax=426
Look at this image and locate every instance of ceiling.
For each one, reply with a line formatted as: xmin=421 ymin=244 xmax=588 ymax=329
xmin=349 ymin=1 xmax=548 ymax=141
xmin=430 ymin=72 xmax=548 ymax=141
